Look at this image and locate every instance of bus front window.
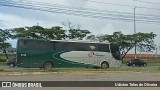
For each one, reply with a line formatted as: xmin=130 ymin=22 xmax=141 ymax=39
xmin=110 ymin=44 xmax=121 ymax=60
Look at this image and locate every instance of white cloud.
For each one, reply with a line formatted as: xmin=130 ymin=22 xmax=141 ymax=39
xmin=84 ymin=0 xmax=133 ymax=13
xmin=67 ymin=0 xmax=88 ymax=7
xmin=13 ymin=0 xmax=69 ymax=5
xmin=0 ymin=13 xmax=62 ymax=29
xmin=100 ymin=23 xmax=114 ymax=35
xmin=1 ymin=0 xmax=160 ymax=53
xmin=0 ymin=13 xmax=38 ymax=28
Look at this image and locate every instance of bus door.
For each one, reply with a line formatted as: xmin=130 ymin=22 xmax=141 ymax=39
xmin=28 ymin=50 xmax=42 ymax=68
xmin=27 ymin=40 xmax=53 ymax=68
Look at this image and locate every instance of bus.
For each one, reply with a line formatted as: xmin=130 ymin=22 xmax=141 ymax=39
xmin=16 ymin=38 xmax=121 ymax=69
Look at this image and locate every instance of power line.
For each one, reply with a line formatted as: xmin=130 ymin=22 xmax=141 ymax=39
xmin=82 ymin=0 xmax=133 ymax=7
xmin=133 ymin=0 xmax=160 ymax=5
xmin=2 ymin=0 xmax=160 ymax=18
xmin=0 ymin=0 xmax=134 ymax=19
xmin=82 ymin=0 xmax=160 ymax=11
xmin=0 ymin=0 xmax=160 ymax=24
xmin=12 ymin=0 xmax=134 ymax=15
xmin=17 ymin=0 xmax=160 ymax=20
xmin=0 ymin=1 xmax=134 ymax=21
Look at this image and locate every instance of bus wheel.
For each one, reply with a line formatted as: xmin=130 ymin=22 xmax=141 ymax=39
xmin=9 ymin=63 xmax=15 ymax=67
xmin=101 ymin=62 xmax=109 ymax=69
xmin=43 ymin=62 xmax=53 ymax=70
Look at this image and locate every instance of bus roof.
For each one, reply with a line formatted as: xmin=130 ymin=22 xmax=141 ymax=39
xmin=50 ymin=40 xmax=110 ymax=44
xmin=18 ymin=38 xmax=110 ymax=44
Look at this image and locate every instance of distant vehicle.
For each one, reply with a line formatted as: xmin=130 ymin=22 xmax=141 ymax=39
xmin=16 ymin=38 xmax=122 ymax=69
xmin=126 ymin=58 xmax=147 ymax=66
xmin=6 ymin=58 xmax=16 ymax=67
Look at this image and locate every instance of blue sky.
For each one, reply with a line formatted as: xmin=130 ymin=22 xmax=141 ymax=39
xmin=0 ymin=0 xmax=160 ymax=54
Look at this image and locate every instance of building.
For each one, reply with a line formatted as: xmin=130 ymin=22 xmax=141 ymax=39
xmin=124 ymin=54 xmax=157 ymax=59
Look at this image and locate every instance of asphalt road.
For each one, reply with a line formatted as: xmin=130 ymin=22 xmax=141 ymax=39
xmin=0 ymin=71 xmax=160 ymax=81
xmin=0 ymin=72 xmax=160 ymax=90
xmin=0 ymin=65 xmax=160 ymax=90
xmin=0 ymin=64 xmax=159 ymax=71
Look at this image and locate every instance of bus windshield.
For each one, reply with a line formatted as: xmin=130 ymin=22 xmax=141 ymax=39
xmin=110 ymin=44 xmax=121 ymax=60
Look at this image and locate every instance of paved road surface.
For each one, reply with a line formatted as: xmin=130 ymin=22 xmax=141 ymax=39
xmin=0 ymin=72 xmax=160 ymax=81
xmin=0 ymin=65 xmax=160 ymax=90
xmin=0 ymin=71 xmax=160 ymax=90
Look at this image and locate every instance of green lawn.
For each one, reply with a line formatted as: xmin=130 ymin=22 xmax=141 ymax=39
xmin=0 ymin=62 xmax=6 ymax=66
xmin=0 ymin=62 xmax=160 ymax=73
xmin=1 ymin=66 xmax=160 ymax=73
xmin=147 ymin=63 xmax=160 ymax=66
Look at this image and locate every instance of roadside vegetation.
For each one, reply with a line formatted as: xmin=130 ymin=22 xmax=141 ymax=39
xmin=0 ymin=21 xmax=157 ymax=60
xmin=0 ymin=22 xmax=159 ymax=73
xmin=0 ymin=53 xmax=15 ymax=66
xmin=0 ymin=65 xmax=160 ymax=75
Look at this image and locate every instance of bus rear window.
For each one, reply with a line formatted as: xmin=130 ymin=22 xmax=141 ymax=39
xmin=98 ymin=44 xmax=110 ymax=52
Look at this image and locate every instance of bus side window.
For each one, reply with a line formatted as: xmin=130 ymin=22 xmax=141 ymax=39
xmin=52 ymin=42 xmax=56 ymax=50
xmin=24 ymin=40 xmax=27 ymax=45
xmin=35 ymin=41 xmax=53 ymax=50
xmin=87 ymin=44 xmax=98 ymax=51
xmin=74 ymin=43 xmax=86 ymax=51
xmin=98 ymin=44 xmax=110 ymax=52
xmin=54 ymin=42 xmax=66 ymax=50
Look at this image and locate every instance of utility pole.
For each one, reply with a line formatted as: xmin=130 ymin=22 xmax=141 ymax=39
xmin=134 ymin=6 xmax=137 ymax=59
xmin=156 ymin=47 xmax=158 ymax=59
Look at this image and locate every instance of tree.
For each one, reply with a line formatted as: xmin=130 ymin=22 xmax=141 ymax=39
xmin=43 ymin=26 xmax=66 ymax=40
xmin=86 ymin=35 xmax=96 ymax=41
xmin=11 ymin=22 xmax=90 ymax=40
xmin=133 ymin=32 xmax=156 ymax=52
xmin=87 ymin=34 xmax=106 ymax=42
xmin=87 ymin=31 xmax=156 ymax=59
xmin=105 ymin=32 xmax=156 ymax=59
xmin=11 ymin=26 xmax=67 ymax=40
xmin=11 ymin=26 xmax=46 ymax=39
xmin=0 ymin=29 xmax=11 ymax=59
xmin=68 ymin=29 xmax=90 ymax=40
xmin=62 ymin=21 xmax=91 ymax=40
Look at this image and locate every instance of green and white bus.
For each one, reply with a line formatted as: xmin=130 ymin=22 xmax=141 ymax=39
xmin=16 ymin=38 xmax=121 ymax=69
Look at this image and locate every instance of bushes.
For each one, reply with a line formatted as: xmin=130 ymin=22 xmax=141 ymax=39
xmin=0 ymin=58 xmax=6 ymax=62
xmin=122 ymin=59 xmax=128 ymax=64
xmin=0 ymin=53 xmax=16 ymax=62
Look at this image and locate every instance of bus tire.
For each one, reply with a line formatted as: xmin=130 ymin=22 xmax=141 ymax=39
xmin=132 ymin=64 xmax=135 ymax=67
xmin=101 ymin=61 xmax=109 ymax=69
xmin=43 ymin=62 xmax=53 ymax=70
xmin=9 ymin=63 xmax=15 ymax=67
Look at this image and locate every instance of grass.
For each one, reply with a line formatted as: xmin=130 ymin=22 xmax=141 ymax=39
xmin=0 ymin=62 xmax=160 ymax=74
xmin=1 ymin=66 xmax=160 ymax=74
xmin=0 ymin=62 xmax=6 ymax=66
xmin=147 ymin=62 xmax=160 ymax=66
xmin=51 ymin=66 xmax=160 ymax=73
xmin=0 ymin=58 xmax=6 ymax=62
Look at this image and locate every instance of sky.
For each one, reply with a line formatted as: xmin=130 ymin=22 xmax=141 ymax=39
xmin=0 ymin=0 xmax=160 ymax=54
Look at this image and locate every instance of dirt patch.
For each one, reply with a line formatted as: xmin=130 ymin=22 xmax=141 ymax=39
xmin=0 ymin=70 xmax=142 ymax=76
xmin=0 ymin=72 xmax=50 ymax=75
